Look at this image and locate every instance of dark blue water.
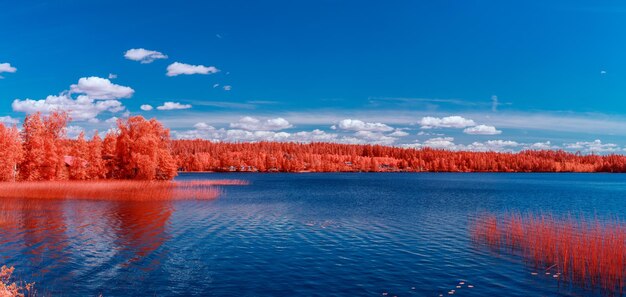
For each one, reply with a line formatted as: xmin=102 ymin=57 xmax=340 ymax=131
xmin=0 ymin=173 xmax=625 ymax=296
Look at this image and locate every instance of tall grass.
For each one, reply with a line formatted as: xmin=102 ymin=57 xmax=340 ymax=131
xmin=0 ymin=180 xmax=247 ymax=201
xmin=472 ymin=213 xmax=625 ymax=294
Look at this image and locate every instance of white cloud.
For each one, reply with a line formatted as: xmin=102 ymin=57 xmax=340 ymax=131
xmin=173 ymin=126 xmax=342 ymax=144
xmin=422 ymin=137 xmax=457 ymax=149
xmin=124 ymin=48 xmax=168 ymax=63
xmin=0 ymin=63 xmax=17 ymax=74
xmin=0 ymin=116 xmax=19 ymax=125
xmin=469 ymin=140 xmax=519 ymax=152
xmin=105 ymin=117 xmax=119 ymax=124
xmin=389 ymin=130 xmax=409 ymax=137
xmin=166 ymin=62 xmax=219 ymax=77
xmin=223 ymin=85 xmax=232 ymax=91
xmin=225 ymin=130 xmax=291 ymax=142
xmin=12 ymin=95 xmax=124 ymax=121
xmin=333 ymin=119 xmax=394 ymax=132
xmin=140 ymin=104 xmax=153 ymax=111
xmin=353 ymin=131 xmax=397 ymax=145
xmin=230 ymin=116 xmax=292 ymax=131
xmin=157 ymin=102 xmax=192 ymax=110
xmin=193 ymin=122 xmax=214 ymax=130
xmin=108 ymin=73 xmax=117 ymax=79
xmin=69 ymin=76 xmax=134 ymax=99
xmin=404 ymin=137 xmax=520 ymax=152
xmin=290 ymin=129 xmax=338 ymax=142
xmin=419 ymin=116 xmax=476 ymax=129
xmin=417 ymin=131 xmax=444 ymax=136
xmin=564 ymin=140 xmax=622 ymax=153
xmin=463 ymin=124 xmax=502 ymax=135
xmin=524 ymin=141 xmax=556 ymax=150
xmin=65 ymin=125 xmax=84 ymax=139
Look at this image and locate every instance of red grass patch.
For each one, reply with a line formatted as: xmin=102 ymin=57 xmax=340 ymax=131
xmin=0 ymin=180 xmax=247 ymax=201
xmin=472 ymin=213 xmax=625 ymax=294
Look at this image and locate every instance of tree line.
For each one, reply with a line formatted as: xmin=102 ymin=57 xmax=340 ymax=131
xmin=3 ymin=112 xmax=626 ymax=182
xmin=172 ymin=140 xmax=626 ymax=173
xmin=0 ymin=112 xmax=177 ymax=182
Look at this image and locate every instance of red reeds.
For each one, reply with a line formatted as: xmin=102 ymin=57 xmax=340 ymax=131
xmin=472 ymin=213 xmax=626 ymax=294
xmin=0 ymin=180 xmax=246 ymax=201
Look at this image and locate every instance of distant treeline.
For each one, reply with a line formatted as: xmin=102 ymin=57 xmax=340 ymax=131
xmin=172 ymin=140 xmax=626 ymax=173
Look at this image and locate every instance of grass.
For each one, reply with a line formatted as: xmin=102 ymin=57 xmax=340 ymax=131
xmin=472 ymin=213 xmax=625 ymax=294
xmin=0 ymin=180 xmax=248 ymax=201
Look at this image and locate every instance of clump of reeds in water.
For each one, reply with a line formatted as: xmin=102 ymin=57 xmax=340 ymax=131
xmin=472 ymin=213 xmax=625 ymax=295
xmin=0 ymin=265 xmax=34 ymax=297
xmin=0 ymin=180 xmax=247 ymax=201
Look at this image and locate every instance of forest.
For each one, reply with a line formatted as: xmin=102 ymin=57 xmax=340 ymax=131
xmin=3 ymin=112 xmax=626 ymax=183
xmin=172 ymin=140 xmax=626 ymax=173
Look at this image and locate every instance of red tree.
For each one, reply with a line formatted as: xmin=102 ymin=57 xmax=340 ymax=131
xmin=115 ymin=116 xmax=178 ymax=180
xmin=0 ymin=123 xmax=23 ymax=181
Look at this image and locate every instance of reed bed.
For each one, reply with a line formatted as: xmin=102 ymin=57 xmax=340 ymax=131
xmin=472 ymin=213 xmax=626 ymax=294
xmin=175 ymin=179 xmax=250 ymax=186
xmin=0 ymin=180 xmax=246 ymax=201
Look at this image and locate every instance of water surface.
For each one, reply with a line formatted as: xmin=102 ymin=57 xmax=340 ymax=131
xmin=0 ymin=173 xmax=624 ymax=296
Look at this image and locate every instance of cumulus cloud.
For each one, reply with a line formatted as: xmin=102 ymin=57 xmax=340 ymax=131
xmin=403 ymin=137 xmax=520 ymax=152
xmin=173 ymin=125 xmax=342 ymax=144
xmin=352 ymin=131 xmax=397 ymax=145
xmin=157 ymin=102 xmax=192 ymax=110
xmin=140 ymin=104 xmax=153 ymax=111
xmin=389 ymin=130 xmax=409 ymax=137
xmin=419 ymin=116 xmax=476 ymax=129
xmin=194 ymin=122 xmax=214 ymax=130
xmin=223 ymin=85 xmax=232 ymax=91
xmin=0 ymin=116 xmax=19 ymax=125
xmin=463 ymin=124 xmax=502 ymax=135
xmin=0 ymin=63 xmax=17 ymax=75
xmin=12 ymin=76 xmax=132 ymax=121
xmin=12 ymin=94 xmax=124 ymax=121
xmin=69 ymin=76 xmax=134 ymax=99
xmin=166 ymin=62 xmax=219 ymax=76
xmin=525 ymin=141 xmax=556 ymax=150
xmin=332 ymin=119 xmax=394 ymax=132
xmin=124 ymin=48 xmax=168 ymax=63
xmin=564 ymin=140 xmax=622 ymax=153
xmin=230 ymin=116 xmax=292 ymax=131
xmin=108 ymin=73 xmax=117 ymax=79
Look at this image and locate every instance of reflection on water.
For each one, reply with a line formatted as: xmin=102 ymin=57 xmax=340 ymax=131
xmin=0 ymin=198 xmax=173 ymax=292
xmin=0 ymin=173 xmax=625 ymax=296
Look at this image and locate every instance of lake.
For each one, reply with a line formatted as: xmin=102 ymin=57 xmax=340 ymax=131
xmin=1 ymin=173 xmax=625 ymax=296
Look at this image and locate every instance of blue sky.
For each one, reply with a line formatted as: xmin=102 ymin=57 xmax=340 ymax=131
xmin=2 ymin=0 xmax=626 ymax=153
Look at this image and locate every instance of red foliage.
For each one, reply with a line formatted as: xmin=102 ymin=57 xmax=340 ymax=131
xmin=472 ymin=213 xmax=625 ymax=294
xmin=114 ymin=116 xmax=178 ymax=180
xmin=0 ymin=124 xmax=22 ymax=182
xmin=171 ymin=140 xmax=626 ymax=173
xmin=19 ymin=112 xmax=69 ymax=181
xmin=6 ymin=113 xmax=178 ymax=181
